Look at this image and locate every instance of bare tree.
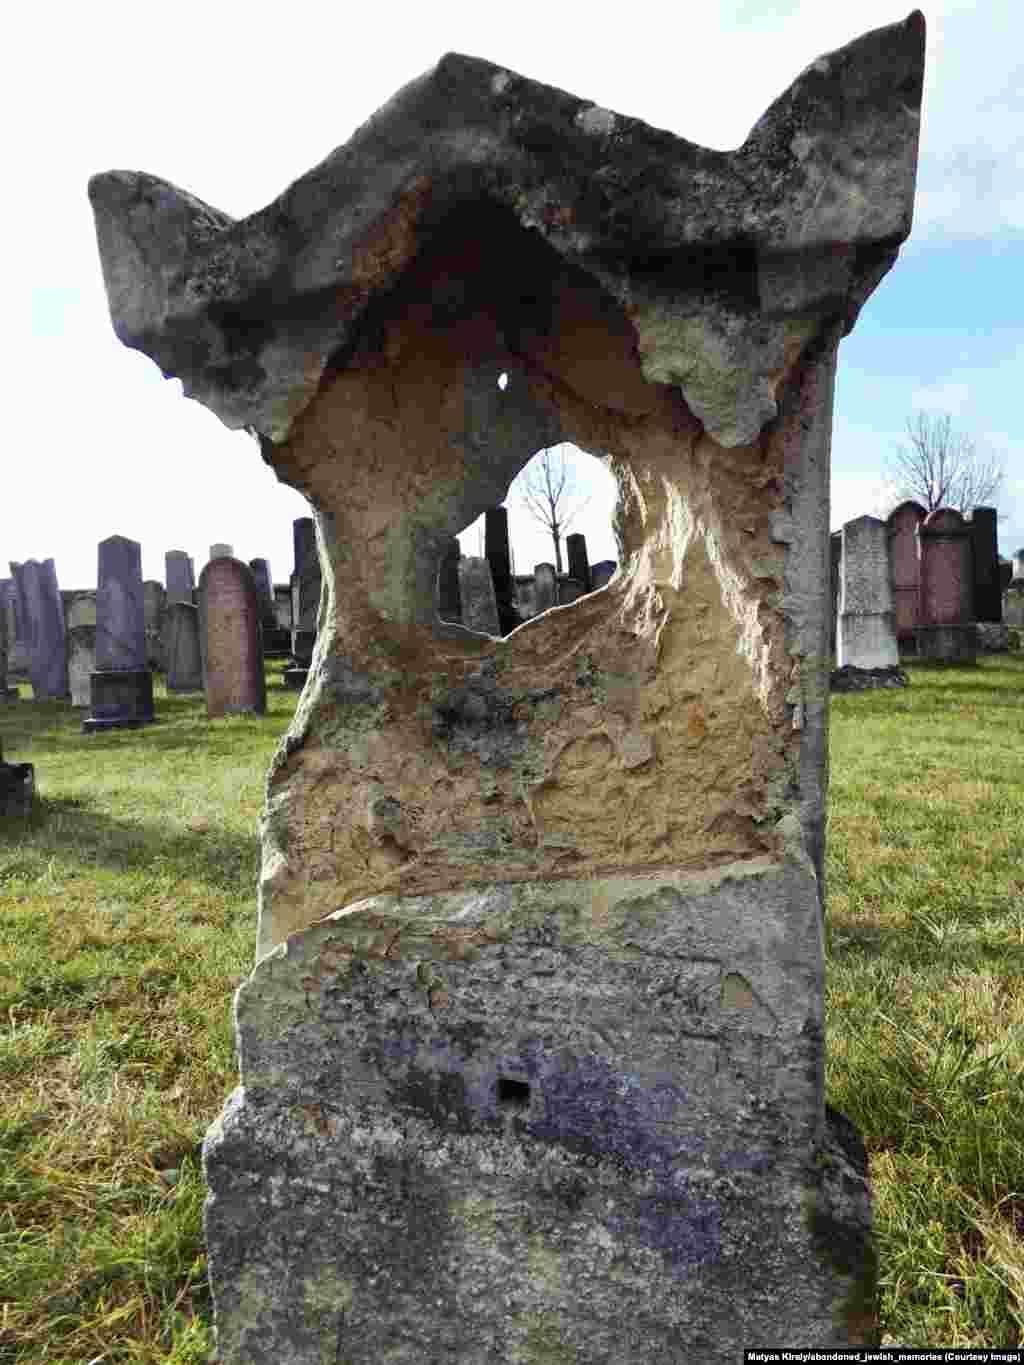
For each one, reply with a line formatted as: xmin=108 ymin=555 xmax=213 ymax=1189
xmin=877 ymin=412 xmax=1005 ymax=517
xmin=516 ymin=445 xmax=591 ymax=574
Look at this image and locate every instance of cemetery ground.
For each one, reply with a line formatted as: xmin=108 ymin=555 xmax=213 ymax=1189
xmin=0 ymin=657 xmax=1022 ymax=1361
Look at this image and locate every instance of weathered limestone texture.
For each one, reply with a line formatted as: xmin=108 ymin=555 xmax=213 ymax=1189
xmin=166 ymin=602 xmax=203 ymax=692
xmin=90 ymin=12 xmax=924 ymax=1359
xmin=916 ymin=507 xmax=976 ymax=664
xmin=457 ymin=556 xmax=501 ymax=635
xmin=68 ymin=625 xmax=98 ymax=706
xmin=836 ymin=516 xmax=898 ymax=670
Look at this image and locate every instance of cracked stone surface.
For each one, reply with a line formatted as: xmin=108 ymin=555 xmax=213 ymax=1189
xmin=89 ymin=11 xmax=924 ymax=1361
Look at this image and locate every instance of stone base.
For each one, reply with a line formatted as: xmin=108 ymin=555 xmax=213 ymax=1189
xmin=82 ymin=669 xmax=155 ymax=733
xmin=914 ymin=624 xmax=977 ymax=664
xmin=205 ymin=866 xmax=877 ymax=1361
xmin=263 ymin=627 xmax=292 ymax=657
xmin=831 ymin=665 xmax=909 ymax=693
xmin=282 ymin=666 xmax=309 ymax=690
xmin=0 ymin=741 xmax=34 ymax=815
xmin=975 ymin=622 xmax=1010 ymax=654
xmin=836 ymin=612 xmax=899 ymax=671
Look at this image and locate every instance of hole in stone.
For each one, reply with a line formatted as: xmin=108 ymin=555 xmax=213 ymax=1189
xmin=436 ymin=443 xmax=619 ymax=638
xmin=497 ymin=371 xmax=509 ymax=391
xmin=497 ymin=1076 xmax=531 ymax=1106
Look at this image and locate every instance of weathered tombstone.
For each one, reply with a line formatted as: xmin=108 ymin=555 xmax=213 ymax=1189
xmin=250 ymin=558 xmax=290 ymax=656
xmin=67 ymin=625 xmax=98 ymax=706
xmin=534 ymin=561 xmax=557 ymax=613
xmin=457 ymin=556 xmax=501 ymax=635
xmin=829 ymin=530 xmax=842 ymax=661
xmin=166 ymin=550 xmax=195 ymax=604
xmin=166 ymin=602 xmax=203 ymax=692
xmin=485 ymin=506 xmax=517 ymax=635
xmin=886 ymin=500 xmax=926 ymax=654
xmin=836 ymin=516 xmax=899 ymax=670
xmin=0 ymin=580 xmax=28 ymax=678
xmin=0 ymin=592 xmax=15 ymax=700
xmin=969 ymin=507 xmax=1001 ymax=623
xmin=143 ymin=580 xmax=168 ymax=670
xmin=90 ymin=15 xmax=925 ymax=1355
xmin=210 ymin=542 xmax=234 ymax=561
xmin=273 ymin=584 xmax=292 ymax=632
xmin=285 ymin=518 xmax=320 ymax=687
xmin=0 ymin=737 xmax=34 ymax=816
xmin=66 ymin=592 xmax=97 ymax=630
xmin=9 ymin=559 xmax=69 ymax=700
xmin=566 ymin=531 xmax=591 ymax=593
xmin=199 ymin=558 xmax=267 ymax=718
xmin=557 ymin=575 xmax=584 ymax=605
xmin=998 ymin=561 xmax=1013 ymax=594
xmin=590 ymin=559 xmax=617 ymax=592
xmin=83 ymin=535 xmax=155 ymax=731
xmin=437 ymin=536 xmax=462 ymax=623
xmin=916 ymin=507 xmax=976 ymax=663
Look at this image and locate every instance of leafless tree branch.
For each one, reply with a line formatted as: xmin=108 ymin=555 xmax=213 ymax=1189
xmin=517 ymin=445 xmax=593 ymax=574
xmin=877 ymin=411 xmax=1005 ymax=518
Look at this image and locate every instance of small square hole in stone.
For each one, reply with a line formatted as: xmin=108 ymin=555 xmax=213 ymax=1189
xmin=497 ymin=1076 xmax=531 ymax=1106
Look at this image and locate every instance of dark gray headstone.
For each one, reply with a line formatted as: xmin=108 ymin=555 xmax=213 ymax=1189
xmin=999 ymin=561 xmax=1013 ymax=594
xmin=166 ymin=602 xmax=203 ymax=692
xmin=144 ymin=580 xmax=168 ymax=670
xmin=484 ymin=506 xmax=516 ymax=636
xmin=96 ymin=535 xmax=146 ymax=671
xmin=969 ymin=507 xmax=1000 ymax=623
xmin=457 ymin=557 xmax=500 ymax=635
xmin=291 ymin=520 xmax=321 ymax=661
xmin=249 ymin=559 xmax=276 ymax=621
xmin=437 ymin=537 xmax=462 ymax=622
xmin=590 ymin=560 xmax=617 ymax=591
xmin=534 ymin=562 xmax=556 ymax=613
xmin=9 ymin=558 xmax=69 ymax=699
xmin=566 ymin=532 xmax=591 ymax=592
xmin=166 ymin=550 xmax=195 ymax=604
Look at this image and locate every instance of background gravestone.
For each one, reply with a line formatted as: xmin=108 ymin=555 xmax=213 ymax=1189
xmin=9 ymin=559 xmax=69 ymax=700
xmin=534 ymin=561 xmax=556 ymax=613
xmin=89 ymin=14 xmax=925 ymax=1357
xmin=437 ymin=536 xmax=462 ymax=624
xmin=67 ymin=625 xmax=97 ymax=706
xmin=886 ymin=501 xmax=926 ymax=655
xmin=83 ymin=535 xmax=154 ymax=732
xmin=485 ymin=506 xmax=517 ymax=635
xmin=166 ymin=602 xmax=203 ymax=692
xmin=566 ymin=532 xmax=591 ymax=594
xmin=65 ymin=592 xmax=97 ymax=631
xmin=143 ymin=579 xmax=167 ymax=671
xmin=590 ymin=560 xmax=617 ymax=592
xmin=199 ymin=558 xmax=267 ymax=718
xmin=0 ymin=593 xmax=16 ymax=699
xmin=166 ymin=549 xmax=195 ymax=604
xmin=210 ymin=543 xmax=233 ymax=561
xmin=457 ymin=556 xmax=501 ymax=635
xmin=0 ymin=579 xmax=29 ymax=679
xmin=916 ymin=507 xmax=976 ymax=664
xmin=285 ymin=518 xmax=320 ymax=688
xmin=836 ymin=516 xmax=899 ymax=670
xmin=969 ymin=507 xmax=1001 ymax=624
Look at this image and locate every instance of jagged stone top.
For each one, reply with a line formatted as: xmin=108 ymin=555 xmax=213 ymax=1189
xmin=88 ymin=12 xmax=925 ymax=445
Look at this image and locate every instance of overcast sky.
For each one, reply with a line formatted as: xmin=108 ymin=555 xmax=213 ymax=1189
xmin=10 ymin=0 xmax=1023 ymax=595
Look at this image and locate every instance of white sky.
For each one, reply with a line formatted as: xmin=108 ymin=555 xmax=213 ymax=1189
xmin=10 ymin=0 xmax=1024 ymax=594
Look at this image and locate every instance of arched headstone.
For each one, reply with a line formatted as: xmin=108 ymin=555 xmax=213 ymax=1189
xmin=199 ymin=558 xmax=266 ymax=717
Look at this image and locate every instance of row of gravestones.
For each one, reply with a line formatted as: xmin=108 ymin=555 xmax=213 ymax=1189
xmin=0 ymin=518 xmax=324 ymax=721
xmin=436 ymin=508 xmax=618 ymax=637
xmin=831 ymin=503 xmax=1022 ymax=672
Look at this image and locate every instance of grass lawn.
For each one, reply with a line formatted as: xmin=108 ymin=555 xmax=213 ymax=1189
xmin=1 ymin=654 xmax=1022 ymax=1360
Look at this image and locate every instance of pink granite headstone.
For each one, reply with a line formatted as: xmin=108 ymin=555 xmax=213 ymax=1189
xmin=917 ymin=507 xmax=975 ymax=662
xmin=886 ymin=501 xmax=926 ymax=646
xmin=198 ymin=558 xmax=266 ymax=717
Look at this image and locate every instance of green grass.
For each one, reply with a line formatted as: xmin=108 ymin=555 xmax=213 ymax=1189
xmin=1 ymin=654 xmax=1022 ymax=1359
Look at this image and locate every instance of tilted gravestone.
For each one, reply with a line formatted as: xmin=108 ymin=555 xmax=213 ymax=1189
xmin=166 ymin=549 xmax=196 ymax=604
xmin=89 ymin=13 xmax=925 ymax=1356
xmin=83 ymin=535 xmax=154 ymax=732
xmin=457 ymin=555 xmax=501 ymax=635
xmin=485 ymin=506 xmax=517 ymax=635
xmin=0 ymin=579 xmax=28 ymax=679
xmin=9 ymin=559 xmax=69 ymax=700
xmin=886 ymin=500 xmax=926 ymax=653
xmin=836 ymin=516 xmax=899 ymax=671
xmin=166 ymin=602 xmax=203 ymax=692
xmin=198 ymin=558 xmax=267 ymax=718
xmin=916 ymin=507 xmax=976 ymax=664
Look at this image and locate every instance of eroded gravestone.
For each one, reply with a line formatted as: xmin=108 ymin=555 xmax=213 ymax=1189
xmin=198 ymin=558 xmax=267 ymax=718
xmin=144 ymin=579 xmax=167 ymax=670
xmin=457 ymin=555 xmax=501 ymax=635
xmin=886 ymin=500 xmax=926 ymax=655
xmin=0 ymin=591 xmax=15 ymax=700
xmin=166 ymin=602 xmax=203 ymax=692
xmin=89 ymin=13 xmax=925 ymax=1357
xmin=166 ymin=550 xmax=195 ymax=604
xmin=285 ymin=518 xmax=320 ymax=689
xmin=835 ymin=516 xmax=899 ymax=672
xmin=9 ymin=559 xmax=69 ymax=700
xmin=68 ymin=626 xmax=97 ymax=706
xmin=82 ymin=535 xmax=154 ymax=732
xmin=916 ymin=507 xmax=976 ymax=664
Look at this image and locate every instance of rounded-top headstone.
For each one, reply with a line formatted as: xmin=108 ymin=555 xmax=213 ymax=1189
xmin=96 ymin=535 xmax=146 ymax=671
xmin=199 ymin=558 xmax=267 ymax=718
